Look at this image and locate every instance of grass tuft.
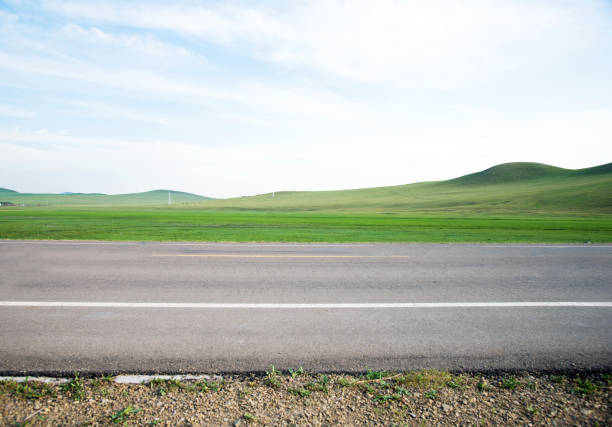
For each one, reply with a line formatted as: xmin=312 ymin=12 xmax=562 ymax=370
xmin=264 ymin=366 xmax=281 ymax=388
xmin=573 ymin=378 xmax=597 ymax=396
xmin=60 ymin=373 xmax=84 ymax=400
xmin=398 ymin=370 xmax=452 ymax=389
xmin=110 ymin=405 xmax=141 ymax=424
xmin=0 ymin=379 xmax=56 ymax=400
xmin=501 ymin=376 xmax=520 ymax=390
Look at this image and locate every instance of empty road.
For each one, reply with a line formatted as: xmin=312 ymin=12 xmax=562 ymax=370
xmin=0 ymin=240 xmax=610 ymax=374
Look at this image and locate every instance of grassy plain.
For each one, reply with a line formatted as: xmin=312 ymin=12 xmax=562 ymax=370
xmin=1 ymin=162 xmax=611 ymax=243
xmin=0 ymin=209 xmax=610 ymax=243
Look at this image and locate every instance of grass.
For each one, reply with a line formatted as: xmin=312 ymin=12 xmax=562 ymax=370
xmin=0 ymin=379 xmax=55 ymax=399
xmin=110 ymin=405 xmax=141 ymax=424
xmin=573 ymin=378 xmax=597 ymax=396
xmin=501 ymin=376 xmax=520 ymax=390
xmin=242 ymin=413 xmax=257 ymax=423
xmin=1 ymin=162 xmax=610 ymax=243
xmin=0 ymin=209 xmax=610 ymax=243
xmin=264 ymin=366 xmax=281 ymax=388
xmin=423 ymin=390 xmax=437 ymax=399
xmin=60 ymin=373 xmax=84 ymax=400
xmin=183 ymin=161 xmax=612 ymax=215
xmin=288 ymin=387 xmax=311 ymax=397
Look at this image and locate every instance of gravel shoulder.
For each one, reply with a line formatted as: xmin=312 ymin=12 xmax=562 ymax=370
xmin=1 ymin=370 xmax=610 ymax=426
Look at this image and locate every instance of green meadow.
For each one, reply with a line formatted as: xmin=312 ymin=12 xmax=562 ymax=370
xmin=0 ymin=209 xmax=610 ymax=243
xmin=1 ymin=162 xmax=611 ymax=243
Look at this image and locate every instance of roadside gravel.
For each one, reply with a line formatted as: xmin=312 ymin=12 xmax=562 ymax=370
xmin=1 ymin=370 xmax=609 ymax=426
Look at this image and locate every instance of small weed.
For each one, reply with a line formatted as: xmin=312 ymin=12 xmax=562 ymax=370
xmin=111 ymin=405 xmax=141 ymax=424
xmin=305 ymin=382 xmax=328 ymax=393
xmin=150 ymin=378 xmax=189 ymax=396
xmin=526 ymin=404 xmax=538 ymax=416
xmin=242 ymin=413 xmax=257 ymax=423
xmin=423 ymin=390 xmax=437 ymax=400
xmin=477 ymin=382 xmax=492 ymax=392
xmin=166 ymin=379 xmax=183 ymax=390
xmin=399 ymin=370 xmax=452 ymax=389
xmin=191 ymin=379 xmax=222 ymax=393
xmin=61 ymin=373 xmax=84 ymax=400
xmin=501 ymin=376 xmax=520 ymax=390
xmin=374 ymin=393 xmax=400 ymax=403
xmin=148 ymin=420 xmax=161 ymax=426
xmin=364 ymin=370 xmax=391 ymax=380
xmin=602 ymin=373 xmax=610 ymax=386
xmin=289 ymin=367 xmax=306 ymax=378
xmin=264 ymin=366 xmax=281 ymax=388
xmin=549 ymin=375 xmax=565 ymax=384
xmin=378 ymin=380 xmax=392 ymax=389
xmin=394 ymin=386 xmax=410 ymax=396
xmin=360 ymin=383 xmax=375 ymax=394
xmin=573 ymin=378 xmax=596 ymax=396
xmin=288 ymin=388 xmax=311 ymax=397
xmin=336 ymin=378 xmax=355 ymax=387
xmin=90 ymin=376 xmax=112 ymax=389
xmin=446 ymin=376 xmax=465 ymax=389
xmin=1 ymin=380 xmax=55 ymax=400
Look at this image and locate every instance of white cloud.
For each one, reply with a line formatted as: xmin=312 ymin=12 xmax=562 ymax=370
xmin=65 ymin=101 xmax=172 ymax=126
xmin=0 ymin=49 xmax=372 ymax=123
xmin=0 ymin=105 xmax=37 ymax=119
xmin=42 ymin=0 xmax=612 ymax=89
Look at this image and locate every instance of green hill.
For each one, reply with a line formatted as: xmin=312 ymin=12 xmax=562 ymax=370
xmin=447 ymin=162 xmax=568 ymax=185
xmin=0 ymin=188 xmax=210 ymax=206
xmin=196 ymin=162 xmax=612 ymax=214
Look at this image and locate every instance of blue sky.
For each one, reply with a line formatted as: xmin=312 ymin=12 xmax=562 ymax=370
xmin=1 ymin=0 xmax=611 ymax=197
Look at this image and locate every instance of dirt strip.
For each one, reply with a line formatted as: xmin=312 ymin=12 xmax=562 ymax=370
xmin=1 ymin=370 xmax=609 ymax=426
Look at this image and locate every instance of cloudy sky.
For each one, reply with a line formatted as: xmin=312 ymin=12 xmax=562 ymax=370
xmin=1 ymin=0 xmax=611 ymax=197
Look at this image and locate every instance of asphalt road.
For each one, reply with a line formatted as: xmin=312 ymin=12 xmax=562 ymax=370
xmin=0 ymin=240 xmax=610 ymax=374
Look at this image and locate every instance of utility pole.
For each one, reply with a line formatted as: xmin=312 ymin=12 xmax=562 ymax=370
xmin=168 ymin=192 xmax=172 ymax=205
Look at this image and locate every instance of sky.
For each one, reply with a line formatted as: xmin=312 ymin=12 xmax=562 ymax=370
xmin=1 ymin=0 xmax=611 ymax=198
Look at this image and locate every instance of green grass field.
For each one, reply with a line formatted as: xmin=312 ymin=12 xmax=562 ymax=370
xmin=0 ymin=209 xmax=610 ymax=243
xmin=1 ymin=162 xmax=611 ymax=243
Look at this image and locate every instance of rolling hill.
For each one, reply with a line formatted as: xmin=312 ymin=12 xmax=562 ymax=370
xmin=0 ymin=188 xmax=210 ymax=206
xmin=196 ymin=162 xmax=612 ymax=214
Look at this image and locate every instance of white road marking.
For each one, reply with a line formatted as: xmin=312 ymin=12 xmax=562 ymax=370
xmin=485 ymin=245 xmax=612 ymax=249
xmin=0 ymin=376 xmax=70 ymax=384
xmin=0 ymin=240 xmax=361 ymax=247
xmin=154 ymin=254 xmax=413 ymax=258
xmin=0 ymin=301 xmax=610 ymax=308
xmin=0 ymin=375 xmax=223 ymax=384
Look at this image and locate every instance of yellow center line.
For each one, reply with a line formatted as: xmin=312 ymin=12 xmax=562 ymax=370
xmin=153 ymin=254 xmax=411 ymax=258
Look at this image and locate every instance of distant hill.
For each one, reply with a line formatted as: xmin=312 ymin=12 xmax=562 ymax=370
xmin=195 ymin=162 xmax=612 ymax=214
xmin=0 ymin=188 xmax=211 ymax=206
xmin=447 ymin=162 xmax=568 ymax=185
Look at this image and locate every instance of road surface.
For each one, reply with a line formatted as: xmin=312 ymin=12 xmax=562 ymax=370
xmin=0 ymin=240 xmax=610 ymax=374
